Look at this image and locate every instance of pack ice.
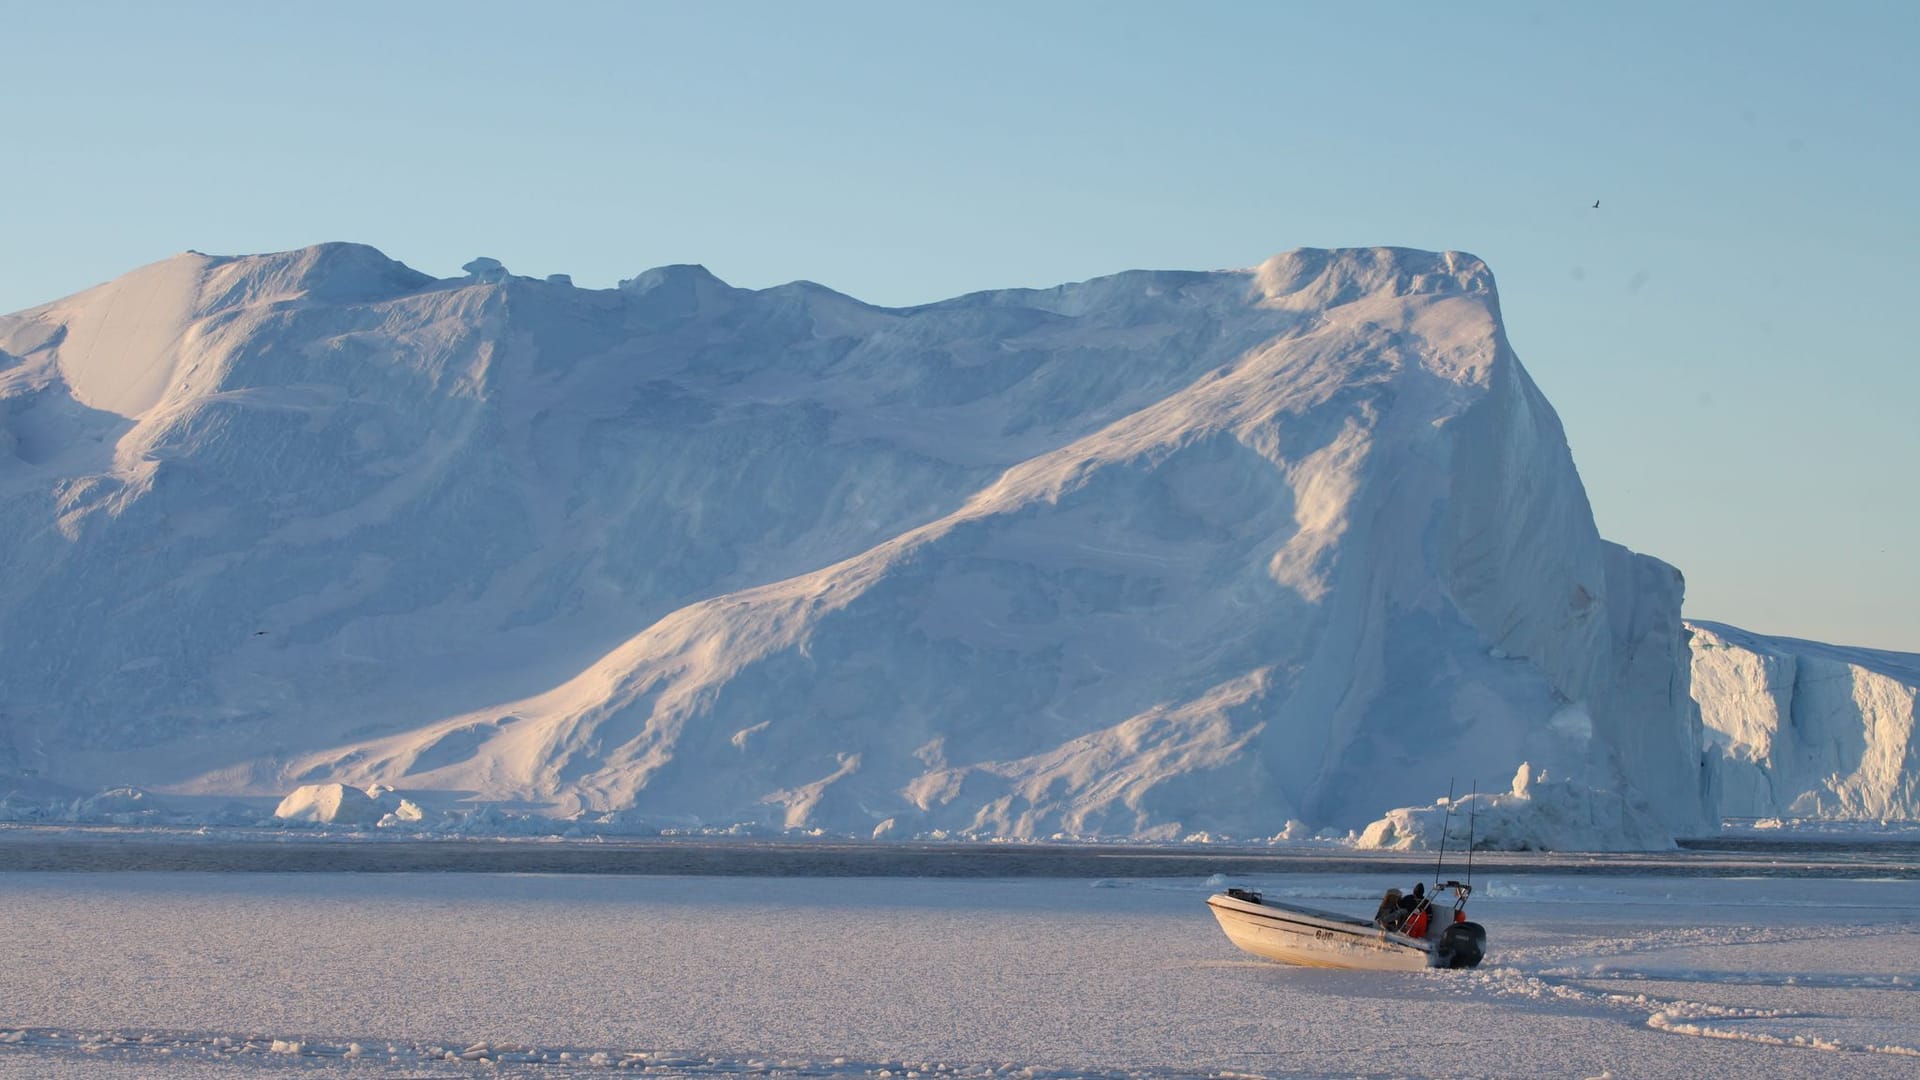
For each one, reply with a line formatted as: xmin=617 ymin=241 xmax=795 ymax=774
xmin=0 ymin=243 xmax=1723 ymax=845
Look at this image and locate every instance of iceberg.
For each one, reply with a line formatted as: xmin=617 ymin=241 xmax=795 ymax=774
xmin=0 ymin=243 xmax=1720 ymax=844
xmin=1690 ymin=620 xmax=1918 ymax=821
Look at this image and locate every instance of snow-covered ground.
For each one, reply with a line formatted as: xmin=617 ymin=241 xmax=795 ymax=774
xmin=2 ymin=864 xmax=1914 ymax=1078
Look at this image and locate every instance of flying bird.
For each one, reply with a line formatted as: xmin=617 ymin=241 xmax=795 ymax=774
xmin=1592 ymin=200 xmax=1600 ymax=209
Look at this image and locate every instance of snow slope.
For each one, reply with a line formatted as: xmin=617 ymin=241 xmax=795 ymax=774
xmin=1690 ymin=620 xmax=1919 ymax=820
xmin=0 ymin=244 xmax=1713 ymax=844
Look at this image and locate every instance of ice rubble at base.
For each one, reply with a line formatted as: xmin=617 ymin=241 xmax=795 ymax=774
xmin=0 ymin=240 xmax=1901 ymax=849
xmin=0 ymin=785 xmax=250 ymax=827
xmin=1356 ymin=761 xmax=1681 ymax=851
xmin=272 ymin=782 xmax=423 ymax=826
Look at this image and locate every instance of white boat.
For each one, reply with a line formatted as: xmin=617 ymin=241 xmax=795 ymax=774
xmin=1206 ymin=882 xmax=1486 ymax=971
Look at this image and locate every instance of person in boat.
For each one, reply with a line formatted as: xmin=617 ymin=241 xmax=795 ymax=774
xmin=1374 ymin=888 xmax=1405 ymax=930
xmin=1375 ymin=882 xmax=1429 ymax=931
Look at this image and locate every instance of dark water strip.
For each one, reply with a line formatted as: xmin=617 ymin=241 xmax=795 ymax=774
xmin=2 ymin=833 xmax=1914 ymax=877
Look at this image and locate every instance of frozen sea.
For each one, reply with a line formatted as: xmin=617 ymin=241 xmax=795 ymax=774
xmin=1 ymin=837 xmax=1916 ymax=1078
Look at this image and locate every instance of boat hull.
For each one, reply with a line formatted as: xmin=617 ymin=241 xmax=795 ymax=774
xmin=1206 ymin=892 xmax=1433 ymax=972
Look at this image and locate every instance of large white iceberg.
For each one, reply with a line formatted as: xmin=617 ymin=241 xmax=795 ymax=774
xmin=0 ymin=243 xmax=1719 ymax=844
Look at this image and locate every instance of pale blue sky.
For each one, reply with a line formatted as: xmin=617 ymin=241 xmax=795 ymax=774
xmin=4 ymin=1 xmax=1916 ymax=648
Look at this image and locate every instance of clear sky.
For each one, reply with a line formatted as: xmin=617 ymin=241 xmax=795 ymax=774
xmin=4 ymin=1 xmax=1916 ymax=649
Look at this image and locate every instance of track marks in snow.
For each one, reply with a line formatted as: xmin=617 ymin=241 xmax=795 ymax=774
xmin=1460 ymin=966 xmax=1920 ymax=1058
xmin=1453 ymin=921 xmax=1920 ymax=1061
xmin=1494 ymin=919 xmax=1904 ymax=968
xmin=1642 ymin=1012 xmax=1920 ymax=1058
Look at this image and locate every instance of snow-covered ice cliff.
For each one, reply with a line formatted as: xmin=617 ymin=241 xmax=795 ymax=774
xmin=0 ymin=244 xmax=1719 ymax=845
xmin=1689 ymin=620 xmax=1918 ymax=821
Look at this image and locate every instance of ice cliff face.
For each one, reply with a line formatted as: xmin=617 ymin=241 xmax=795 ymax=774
xmin=0 ymin=243 xmax=1716 ymax=843
xmin=1690 ymin=621 xmax=1918 ymax=821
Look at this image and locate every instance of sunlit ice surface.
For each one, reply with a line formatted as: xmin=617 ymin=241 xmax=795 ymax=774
xmin=1 ymin=860 xmax=1916 ymax=1078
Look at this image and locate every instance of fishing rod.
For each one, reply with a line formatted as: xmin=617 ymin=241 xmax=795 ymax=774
xmin=1465 ymin=779 xmax=1478 ymax=892
xmin=1434 ymin=777 xmax=1455 ymax=887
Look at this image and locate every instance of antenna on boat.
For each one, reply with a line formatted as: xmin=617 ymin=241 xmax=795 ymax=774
xmin=1434 ymin=778 xmax=1455 ymax=887
xmin=1465 ymin=779 xmax=1478 ymax=893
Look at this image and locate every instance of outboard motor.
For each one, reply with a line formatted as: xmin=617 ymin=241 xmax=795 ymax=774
xmin=1436 ymin=921 xmax=1486 ymax=969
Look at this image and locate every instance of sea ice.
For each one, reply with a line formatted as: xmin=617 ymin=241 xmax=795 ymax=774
xmin=0 ymin=866 xmax=1912 ymax=1078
